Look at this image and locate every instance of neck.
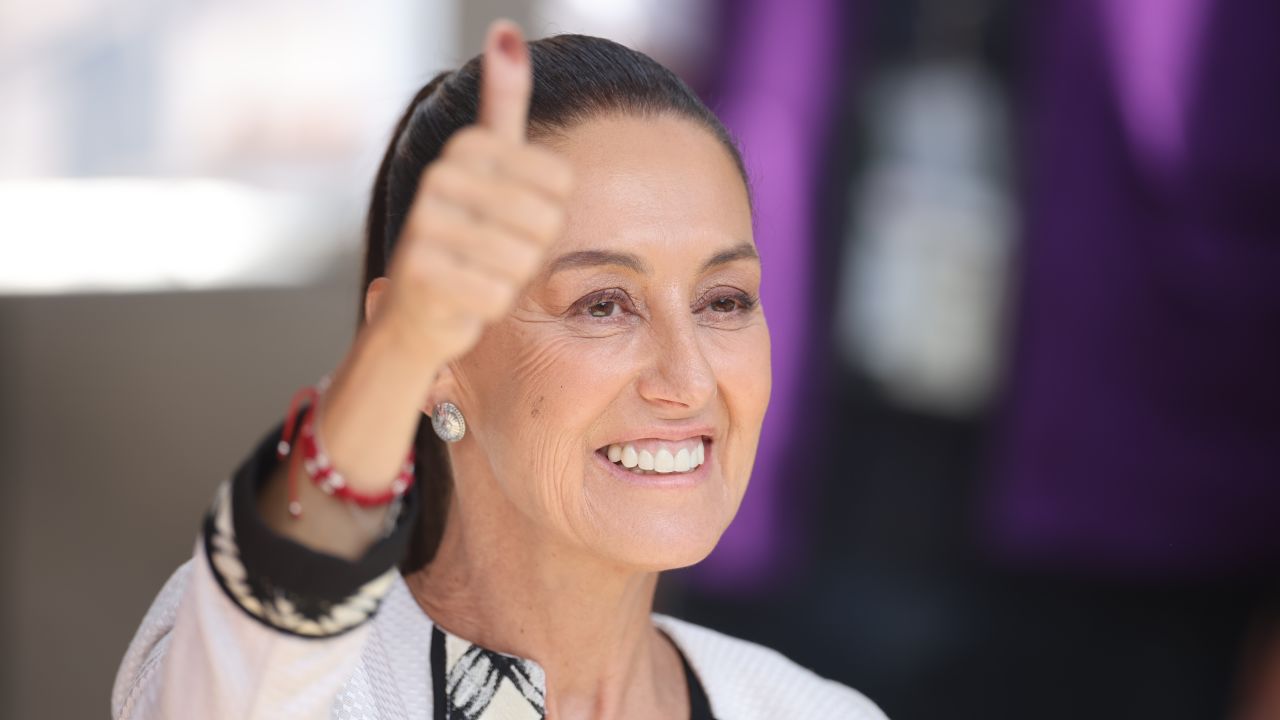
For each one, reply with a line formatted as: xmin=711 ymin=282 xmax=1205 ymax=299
xmin=404 ymin=488 xmax=686 ymax=719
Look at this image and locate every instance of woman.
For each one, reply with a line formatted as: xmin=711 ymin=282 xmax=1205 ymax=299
xmin=113 ymin=20 xmax=885 ymax=720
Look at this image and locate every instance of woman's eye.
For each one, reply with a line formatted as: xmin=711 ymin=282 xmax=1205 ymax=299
xmin=699 ymin=290 xmax=758 ymax=316
xmin=575 ymin=290 xmax=631 ymax=319
xmin=709 ymin=297 xmax=739 ymax=313
xmin=587 ymin=300 xmax=619 ymax=318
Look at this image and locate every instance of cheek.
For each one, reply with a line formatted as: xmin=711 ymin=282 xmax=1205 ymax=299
xmin=706 ymin=322 xmax=771 ymax=481
xmin=471 ymin=323 xmax=641 ymax=523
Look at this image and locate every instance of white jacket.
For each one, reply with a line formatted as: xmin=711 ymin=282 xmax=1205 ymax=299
xmin=112 ymin=426 xmax=886 ymax=719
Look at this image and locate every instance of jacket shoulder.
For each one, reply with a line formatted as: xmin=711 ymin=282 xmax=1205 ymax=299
xmin=652 ymin=614 xmax=887 ymax=719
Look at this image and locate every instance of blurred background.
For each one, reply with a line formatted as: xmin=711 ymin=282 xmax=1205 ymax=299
xmin=3 ymin=0 xmax=1278 ymax=717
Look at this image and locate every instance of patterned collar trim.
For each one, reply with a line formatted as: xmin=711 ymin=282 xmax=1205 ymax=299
xmin=431 ymin=624 xmax=545 ymax=719
xmin=428 ymin=623 xmax=716 ymax=719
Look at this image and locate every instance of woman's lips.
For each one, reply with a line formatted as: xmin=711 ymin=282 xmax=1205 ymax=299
xmin=603 ymin=437 xmax=707 ymax=473
xmin=594 ymin=438 xmax=711 ymax=486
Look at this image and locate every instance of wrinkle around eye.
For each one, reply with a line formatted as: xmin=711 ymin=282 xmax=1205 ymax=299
xmin=520 ymin=292 xmax=642 ymax=339
xmin=509 ymin=305 xmax=633 ymax=343
xmin=564 ymin=311 xmax=641 ymax=336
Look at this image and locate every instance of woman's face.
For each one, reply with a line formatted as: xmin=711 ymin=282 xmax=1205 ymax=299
xmin=450 ymin=113 xmax=769 ymax=571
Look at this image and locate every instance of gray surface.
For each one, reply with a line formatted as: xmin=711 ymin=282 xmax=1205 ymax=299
xmin=0 ymin=6 xmax=544 ymax=715
xmin=0 ymin=277 xmax=359 ymax=719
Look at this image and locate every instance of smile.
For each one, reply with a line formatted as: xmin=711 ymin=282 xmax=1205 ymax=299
xmin=599 ymin=437 xmax=707 ymax=475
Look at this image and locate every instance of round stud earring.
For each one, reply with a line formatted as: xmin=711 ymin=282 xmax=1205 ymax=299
xmin=431 ymin=401 xmax=466 ymax=443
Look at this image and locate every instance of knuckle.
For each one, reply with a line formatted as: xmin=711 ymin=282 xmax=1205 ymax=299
xmin=425 ymin=162 xmax=478 ymax=205
xmin=477 ymin=183 xmax=517 ymax=222
xmin=404 ymin=242 xmax=446 ymax=276
xmin=408 ymin=204 xmax=459 ymax=246
xmin=444 ymin=126 xmax=485 ymax=156
xmin=396 ymin=251 xmax=434 ymax=287
xmin=474 ymin=274 xmax=516 ymax=313
xmin=406 ymin=206 xmax=442 ymax=239
xmin=447 ymin=127 xmax=506 ymax=172
xmin=489 ymin=236 xmax=537 ymax=279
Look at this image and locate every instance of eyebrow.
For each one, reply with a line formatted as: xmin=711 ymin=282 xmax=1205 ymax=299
xmin=699 ymin=242 xmax=760 ymax=272
xmin=546 ymin=250 xmax=649 ymax=276
xmin=545 ymin=242 xmax=759 ymax=277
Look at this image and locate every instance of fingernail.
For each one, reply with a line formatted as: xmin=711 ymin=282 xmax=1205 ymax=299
xmin=497 ymin=31 xmax=520 ymax=61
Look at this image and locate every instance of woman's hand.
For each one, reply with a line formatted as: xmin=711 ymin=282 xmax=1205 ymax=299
xmin=259 ymin=20 xmax=572 ymax=557
xmin=373 ymin=20 xmax=573 ymax=372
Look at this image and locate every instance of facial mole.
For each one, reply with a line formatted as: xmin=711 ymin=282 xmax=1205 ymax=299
xmin=531 ymin=395 xmax=545 ymax=419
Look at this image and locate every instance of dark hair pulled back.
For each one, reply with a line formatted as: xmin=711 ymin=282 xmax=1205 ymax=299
xmin=359 ymin=34 xmax=749 ymax=573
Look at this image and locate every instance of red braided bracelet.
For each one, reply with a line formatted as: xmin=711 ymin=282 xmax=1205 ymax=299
xmin=276 ymin=378 xmax=416 ymax=518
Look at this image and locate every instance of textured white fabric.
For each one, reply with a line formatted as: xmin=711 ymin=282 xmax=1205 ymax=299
xmin=114 ymin=543 xmax=375 ymax=719
xmin=652 ymin=615 xmax=884 ymax=719
xmin=114 ymin=545 xmax=887 ymax=719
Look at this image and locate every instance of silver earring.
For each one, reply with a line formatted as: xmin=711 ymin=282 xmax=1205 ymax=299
xmin=431 ymin=401 xmax=466 ymax=442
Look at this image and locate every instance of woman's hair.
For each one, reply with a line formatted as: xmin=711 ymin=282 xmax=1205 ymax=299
xmin=360 ymin=34 xmax=749 ymax=573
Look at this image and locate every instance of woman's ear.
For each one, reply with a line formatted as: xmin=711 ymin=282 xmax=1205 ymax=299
xmin=364 ymin=276 xmax=392 ymax=326
xmin=423 ymin=362 xmax=461 ymax=415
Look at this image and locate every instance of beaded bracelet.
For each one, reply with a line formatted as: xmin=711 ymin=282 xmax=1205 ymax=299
xmin=277 ymin=377 xmax=416 ymax=518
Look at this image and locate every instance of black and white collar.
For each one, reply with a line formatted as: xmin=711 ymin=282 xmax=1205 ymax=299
xmin=429 ymin=623 xmax=715 ymax=720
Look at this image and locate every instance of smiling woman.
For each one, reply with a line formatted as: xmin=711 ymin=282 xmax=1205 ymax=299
xmin=446 ymin=112 xmax=768 ymax=577
xmin=112 ymin=20 xmax=884 ymax=720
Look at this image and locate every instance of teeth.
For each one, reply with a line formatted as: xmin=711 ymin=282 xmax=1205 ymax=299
xmin=654 ymin=449 xmax=674 ymax=472
xmin=604 ymin=439 xmax=706 ymax=474
xmin=674 ymin=448 xmax=690 ymax=472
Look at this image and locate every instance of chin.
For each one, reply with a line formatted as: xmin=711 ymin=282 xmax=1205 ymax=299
xmin=575 ymin=442 xmax=746 ymax=571
xmin=593 ymin=504 xmax=736 ymax=572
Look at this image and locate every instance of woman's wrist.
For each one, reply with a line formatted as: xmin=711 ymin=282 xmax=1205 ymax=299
xmin=258 ymin=448 xmax=396 ymax=560
xmin=256 ymin=321 xmax=436 ymax=558
xmin=318 ymin=320 xmax=439 ymax=494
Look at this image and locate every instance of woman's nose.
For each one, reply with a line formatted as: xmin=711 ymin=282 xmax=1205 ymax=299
xmin=635 ymin=311 xmax=717 ymax=412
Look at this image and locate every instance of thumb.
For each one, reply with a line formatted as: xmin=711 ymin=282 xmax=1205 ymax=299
xmin=478 ymin=19 xmax=532 ymax=143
